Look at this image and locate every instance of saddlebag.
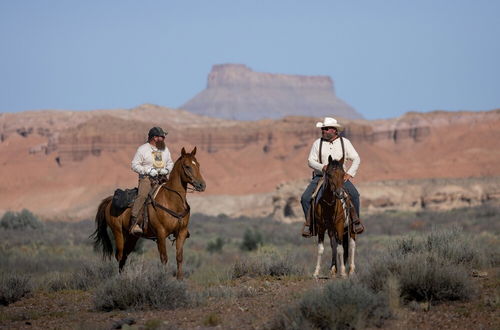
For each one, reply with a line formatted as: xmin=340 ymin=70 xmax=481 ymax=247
xmin=112 ymin=188 xmax=138 ymax=209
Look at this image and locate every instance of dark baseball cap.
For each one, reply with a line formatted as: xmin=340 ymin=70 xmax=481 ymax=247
xmin=148 ymin=127 xmax=168 ymax=140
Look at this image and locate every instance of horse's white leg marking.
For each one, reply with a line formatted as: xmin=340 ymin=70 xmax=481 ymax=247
xmin=336 ymin=243 xmax=346 ymax=277
xmin=313 ymin=243 xmax=324 ymax=278
xmin=330 ymin=264 xmax=337 ymax=277
xmin=348 ymin=237 xmax=356 ymax=275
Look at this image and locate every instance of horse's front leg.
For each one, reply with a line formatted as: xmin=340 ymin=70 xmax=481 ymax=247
xmin=347 ymin=236 xmax=356 ymax=276
xmin=175 ymin=228 xmax=189 ymax=280
xmin=329 ymin=229 xmax=337 ymax=277
xmin=335 ymin=224 xmax=346 ymax=278
xmin=336 ymin=240 xmax=347 ymax=278
xmin=155 ymin=228 xmax=168 ymax=265
xmin=313 ymin=230 xmax=326 ymax=278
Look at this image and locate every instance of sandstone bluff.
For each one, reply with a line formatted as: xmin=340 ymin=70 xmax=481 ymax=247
xmin=181 ymin=64 xmax=363 ymax=120
xmin=0 ymin=105 xmax=499 ymax=220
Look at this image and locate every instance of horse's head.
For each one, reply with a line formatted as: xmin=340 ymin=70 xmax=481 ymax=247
xmin=178 ymin=147 xmax=206 ymax=192
xmin=325 ymin=155 xmax=345 ymax=193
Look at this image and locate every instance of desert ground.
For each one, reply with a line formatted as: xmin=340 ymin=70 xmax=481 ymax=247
xmin=1 ymin=205 xmax=499 ymax=329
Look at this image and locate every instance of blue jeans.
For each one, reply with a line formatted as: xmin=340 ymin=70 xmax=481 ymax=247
xmin=300 ymin=175 xmax=360 ymax=220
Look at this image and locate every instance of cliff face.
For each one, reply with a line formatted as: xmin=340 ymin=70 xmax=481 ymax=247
xmin=181 ymin=64 xmax=363 ymax=120
xmin=0 ymin=105 xmax=499 ymax=220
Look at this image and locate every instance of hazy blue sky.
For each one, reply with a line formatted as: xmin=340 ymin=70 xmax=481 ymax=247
xmin=1 ymin=0 xmax=498 ymax=119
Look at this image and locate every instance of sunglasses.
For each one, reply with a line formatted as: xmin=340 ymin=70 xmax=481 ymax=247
xmin=321 ymin=127 xmax=335 ymax=131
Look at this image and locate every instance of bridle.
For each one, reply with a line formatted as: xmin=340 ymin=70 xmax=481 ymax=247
xmin=149 ymin=156 xmax=203 ymax=219
xmin=181 ymin=160 xmax=205 ymax=193
xmin=321 ymin=165 xmax=348 ymax=211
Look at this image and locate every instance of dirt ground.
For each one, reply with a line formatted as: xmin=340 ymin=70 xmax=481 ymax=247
xmin=1 ymin=269 xmax=498 ymax=330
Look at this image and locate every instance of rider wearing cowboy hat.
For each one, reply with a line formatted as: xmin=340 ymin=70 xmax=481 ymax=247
xmin=129 ymin=127 xmax=174 ymax=235
xmin=301 ymin=117 xmax=361 ymax=237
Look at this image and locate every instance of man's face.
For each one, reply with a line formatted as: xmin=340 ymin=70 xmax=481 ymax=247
xmin=321 ymin=127 xmax=337 ymax=140
xmin=153 ymin=136 xmax=165 ymax=150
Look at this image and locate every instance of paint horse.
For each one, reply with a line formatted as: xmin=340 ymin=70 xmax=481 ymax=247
xmin=312 ymin=155 xmax=357 ymax=278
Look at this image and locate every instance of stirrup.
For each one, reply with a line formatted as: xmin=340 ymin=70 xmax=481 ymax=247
xmin=302 ymin=226 xmax=312 ymax=238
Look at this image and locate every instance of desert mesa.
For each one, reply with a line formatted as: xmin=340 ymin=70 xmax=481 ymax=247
xmin=1 ymin=64 xmax=500 ymax=220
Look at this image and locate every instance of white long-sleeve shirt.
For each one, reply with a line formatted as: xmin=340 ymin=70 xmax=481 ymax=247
xmin=131 ymin=143 xmax=174 ymax=176
xmin=307 ymin=137 xmax=360 ymax=177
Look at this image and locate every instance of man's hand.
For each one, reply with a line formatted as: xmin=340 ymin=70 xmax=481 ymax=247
xmin=159 ymin=168 xmax=169 ymax=175
xmin=322 ymin=165 xmax=327 ymax=172
xmin=343 ymin=173 xmax=352 ymax=182
xmin=149 ymin=168 xmax=158 ymax=177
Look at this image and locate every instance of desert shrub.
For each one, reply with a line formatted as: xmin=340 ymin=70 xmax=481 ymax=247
xmin=232 ymin=250 xmax=304 ymax=279
xmin=360 ymin=227 xmax=480 ymax=303
xmin=0 ymin=209 xmax=43 ymax=230
xmin=47 ymin=260 xmax=116 ymax=291
xmin=0 ymin=248 xmax=93 ymax=275
xmin=397 ymin=253 xmax=475 ymax=302
xmin=93 ymin=262 xmax=191 ymax=311
xmin=240 ymin=228 xmax=263 ymax=251
xmin=0 ymin=272 xmax=33 ymax=305
xmin=269 ymin=280 xmax=391 ymax=330
xmin=206 ymin=237 xmax=225 ymax=253
xmin=388 ymin=226 xmax=489 ymax=269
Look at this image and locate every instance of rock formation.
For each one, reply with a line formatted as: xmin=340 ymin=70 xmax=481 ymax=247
xmin=0 ymin=105 xmax=499 ymax=220
xmin=181 ymin=64 xmax=363 ymax=120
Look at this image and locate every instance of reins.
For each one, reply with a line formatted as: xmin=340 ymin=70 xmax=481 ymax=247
xmin=149 ymin=186 xmax=190 ymax=220
xmin=149 ymin=161 xmax=194 ymax=220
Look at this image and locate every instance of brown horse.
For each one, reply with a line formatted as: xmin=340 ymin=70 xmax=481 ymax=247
xmin=91 ymin=147 xmax=206 ymax=280
xmin=312 ymin=155 xmax=357 ymax=278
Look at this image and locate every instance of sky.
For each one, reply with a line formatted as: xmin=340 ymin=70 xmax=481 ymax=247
xmin=0 ymin=0 xmax=499 ymax=120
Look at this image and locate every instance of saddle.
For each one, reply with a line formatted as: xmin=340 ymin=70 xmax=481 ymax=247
xmin=111 ymin=184 xmax=162 ymax=236
xmin=113 ymin=182 xmax=191 ymax=240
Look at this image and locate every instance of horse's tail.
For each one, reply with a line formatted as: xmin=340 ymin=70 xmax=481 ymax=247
xmin=90 ymin=196 xmax=113 ymax=259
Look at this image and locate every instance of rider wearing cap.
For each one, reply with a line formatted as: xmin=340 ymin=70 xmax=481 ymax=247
xmin=301 ymin=117 xmax=361 ymax=237
xmin=129 ymin=127 xmax=174 ymax=235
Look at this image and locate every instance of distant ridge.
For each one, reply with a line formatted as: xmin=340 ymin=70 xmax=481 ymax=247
xmin=181 ymin=64 xmax=363 ymax=120
xmin=0 ymin=105 xmax=499 ymax=220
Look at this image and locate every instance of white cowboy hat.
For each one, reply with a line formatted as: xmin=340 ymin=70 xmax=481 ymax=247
xmin=316 ymin=117 xmax=344 ymax=131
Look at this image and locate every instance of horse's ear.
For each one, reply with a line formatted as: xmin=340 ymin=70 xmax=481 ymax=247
xmin=340 ymin=156 xmax=344 ymax=165
xmin=328 ymin=155 xmax=333 ymax=164
xmin=191 ymin=146 xmax=197 ymax=156
xmin=181 ymin=147 xmax=186 ymax=156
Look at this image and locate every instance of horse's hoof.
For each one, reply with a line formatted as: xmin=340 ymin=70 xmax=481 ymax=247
xmin=330 ymin=266 xmax=337 ymax=277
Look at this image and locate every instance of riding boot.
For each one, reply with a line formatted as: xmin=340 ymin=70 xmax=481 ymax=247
xmin=302 ymin=202 xmax=313 ymax=237
xmin=129 ymin=216 xmax=143 ymax=235
xmin=349 ymin=204 xmax=364 ymax=234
